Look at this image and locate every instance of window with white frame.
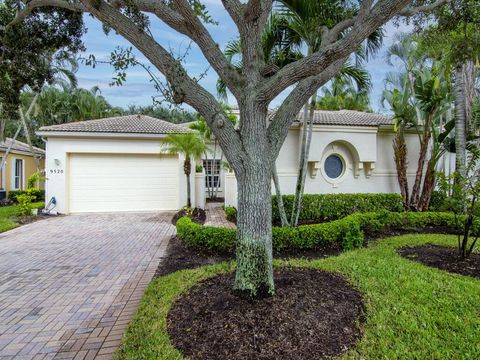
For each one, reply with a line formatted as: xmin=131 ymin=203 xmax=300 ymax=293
xmin=14 ymin=159 xmax=23 ymax=189
xmin=203 ymin=159 xmax=221 ymax=188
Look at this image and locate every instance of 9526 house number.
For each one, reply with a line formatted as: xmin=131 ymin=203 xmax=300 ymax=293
xmin=50 ymin=169 xmax=64 ymax=174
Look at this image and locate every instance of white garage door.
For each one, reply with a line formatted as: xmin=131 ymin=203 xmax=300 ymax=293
xmin=69 ymin=153 xmax=179 ymax=213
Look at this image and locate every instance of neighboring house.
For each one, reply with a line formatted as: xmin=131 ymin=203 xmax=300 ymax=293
xmin=37 ymin=111 xmax=425 ymax=214
xmin=36 ymin=115 xmax=197 ymax=214
xmin=0 ymin=138 xmax=45 ymax=195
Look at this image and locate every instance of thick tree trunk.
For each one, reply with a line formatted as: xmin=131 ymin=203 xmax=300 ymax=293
xmin=455 ymin=65 xmax=467 ymax=179
xmin=234 ymin=103 xmax=274 ymax=297
xmin=234 ymin=161 xmax=274 ymax=297
xmin=272 ymin=163 xmax=289 ymax=227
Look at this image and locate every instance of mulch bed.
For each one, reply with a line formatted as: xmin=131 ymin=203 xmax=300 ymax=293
xmin=167 ymin=268 xmax=364 ymax=360
xmin=398 ymin=244 xmax=480 ymax=279
xmin=155 ymin=237 xmax=231 ymax=277
xmin=171 ymin=207 xmax=206 ymax=225
xmin=155 ymin=236 xmax=340 ymax=277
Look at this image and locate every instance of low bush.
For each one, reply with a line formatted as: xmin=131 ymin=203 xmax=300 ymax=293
xmin=176 ymin=217 xmax=236 ymax=252
xmin=16 ymin=193 xmax=36 ymax=216
xmin=8 ymin=189 xmax=45 ymax=203
xmin=224 ymin=206 xmax=237 ymax=222
xmin=272 ymin=193 xmax=404 ymax=223
xmin=177 ymin=211 xmax=479 ymax=253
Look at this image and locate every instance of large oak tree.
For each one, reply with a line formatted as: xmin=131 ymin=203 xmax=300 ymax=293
xmin=10 ymin=0 xmax=451 ymax=297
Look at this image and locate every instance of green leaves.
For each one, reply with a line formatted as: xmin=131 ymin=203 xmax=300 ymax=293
xmin=163 ymin=132 xmax=207 ymax=160
xmin=0 ymin=0 xmax=85 ymax=118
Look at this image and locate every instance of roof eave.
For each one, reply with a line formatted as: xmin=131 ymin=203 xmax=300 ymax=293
xmin=35 ymin=131 xmax=183 ymax=139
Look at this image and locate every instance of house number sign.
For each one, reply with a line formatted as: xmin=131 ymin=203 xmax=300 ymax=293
xmin=50 ymin=169 xmax=64 ymax=174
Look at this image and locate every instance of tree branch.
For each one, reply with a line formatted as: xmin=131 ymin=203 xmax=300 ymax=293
xmin=257 ymin=0 xmax=451 ymax=103
xmin=399 ymin=0 xmax=451 ymax=16
xmin=78 ymin=0 xmax=245 ymax=170
xmin=267 ymin=58 xmax=347 ymax=159
xmin=7 ymin=0 xmax=87 ymax=28
xmin=163 ymin=0 xmax=244 ymax=99
xmin=220 ymin=0 xmax=244 ymax=27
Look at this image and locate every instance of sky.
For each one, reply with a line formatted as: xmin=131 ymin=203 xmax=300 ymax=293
xmin=75 ymin=3 xmax=411 ymax=114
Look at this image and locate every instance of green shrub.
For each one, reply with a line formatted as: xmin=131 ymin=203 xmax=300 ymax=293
xmin=176 ymin=217 xmax=236 ymax=252
xmin=224 ymin=206 xmax=237 ymax=222
xmin=176 ymin=211 xmax=477 ymax=253
xmin=8 ymin=189 xmax=45 ymax=203
xmin=429 ymin=190 xmax=448 ymax=211
xmin=16 ymin=193 xmax=36 ymax=216
xmin=272 ymin=193 xmax=404 ymax=223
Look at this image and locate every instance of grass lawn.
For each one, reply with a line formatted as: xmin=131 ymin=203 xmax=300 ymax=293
xmin=0 ymin=202 xmax=45 ymax=233
xmin=116 ymin=234 xmax=480 ymax=360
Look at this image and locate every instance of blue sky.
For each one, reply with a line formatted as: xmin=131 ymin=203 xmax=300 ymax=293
xmin=75 ymin=3 xmax=410 ymax=114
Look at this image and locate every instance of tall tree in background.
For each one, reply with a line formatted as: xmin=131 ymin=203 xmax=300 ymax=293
xmin=383 ymin=38 xmax=453 ymax=211
xmin=420 ymin=0 xmax=480 ymax=179
xmin=0 ymin=0 xmax=85 ymax=138
xmin=276 ymin=0 xmax=382 ymax=227
xmin=10 ymin=0 xmax=453 ymax=297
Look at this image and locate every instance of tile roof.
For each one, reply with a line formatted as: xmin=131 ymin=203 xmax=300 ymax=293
xmin=295 ymin=110 xmax=393 ymax=127
xmin=0 ymin=138 xmax=45 ymax=156
xmin=38 ymin=115 xmax=191 ymax=135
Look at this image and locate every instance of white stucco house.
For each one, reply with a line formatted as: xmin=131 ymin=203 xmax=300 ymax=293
xmin=37 ymin=110 xmax=424 ymax=214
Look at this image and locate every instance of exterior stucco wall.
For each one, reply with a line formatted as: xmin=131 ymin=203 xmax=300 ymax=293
xmin=224 ymin=125 xmax=422 ymax=207
xmin=43 ymin=136 xmax=191 ymax=214
xmin=0 ymin=151 xmax=45 ymax=192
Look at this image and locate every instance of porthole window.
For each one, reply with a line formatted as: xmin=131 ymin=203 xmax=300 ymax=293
xmin=324 ymin=154 xmax=344 ymax=179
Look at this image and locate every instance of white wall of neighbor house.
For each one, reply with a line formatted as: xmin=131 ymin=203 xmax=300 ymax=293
xmin=43 ymin=136 xmax=194 ymax=214
xmin=224 ymin=125 xmax=422 ymax=207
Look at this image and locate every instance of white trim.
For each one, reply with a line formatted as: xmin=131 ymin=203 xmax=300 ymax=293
xmin=22 ymin=159 xmax=25 ymax=190
xmin=311 ymin=125 xmax=378 ymax=133
xmin=36 ymin=131 xmax=171 ymax=139
xmin=321 ymin=152 xmax=348 ymax=187
xmin=10 ymin=158 xmax=15 ymax=190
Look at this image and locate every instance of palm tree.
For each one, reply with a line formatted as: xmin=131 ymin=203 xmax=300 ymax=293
xmin=190 ymin=106 xmax=237 ymax=201
xmin=277 ymin=0 xmax=381 ymax=226
xmin=163 ymin=132 xmax=207 ymax=208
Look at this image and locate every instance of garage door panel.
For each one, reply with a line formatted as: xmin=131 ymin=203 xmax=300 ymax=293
xmin=69 ymin=153 xmax=179 ymax=213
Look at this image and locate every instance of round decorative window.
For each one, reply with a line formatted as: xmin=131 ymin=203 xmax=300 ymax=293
xmin=324 ymin=154 xmax=344 ymax=179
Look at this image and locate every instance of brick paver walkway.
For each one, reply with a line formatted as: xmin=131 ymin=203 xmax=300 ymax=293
xmin=204 ymin=202 xmax=236 ymax=228
xmin=0 ymin=212 xmax=175 ymax=360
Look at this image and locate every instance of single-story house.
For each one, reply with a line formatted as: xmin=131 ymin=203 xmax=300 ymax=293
xmin=199 ymin=109 xmax=424 ymax=207
xmin=37 ymin=111 xmax=426 ymax=214
xmin=0 ymin=138 xmax=45 ymax=194
xmin=36 ymin=115 xmax=198 ymax=214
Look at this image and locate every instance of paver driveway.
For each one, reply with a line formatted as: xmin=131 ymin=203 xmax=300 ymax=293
xmin=0 ymin=212 xmax=175 ymax=360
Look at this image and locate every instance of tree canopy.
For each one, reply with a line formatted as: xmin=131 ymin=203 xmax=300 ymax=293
xmin=0 ymin=0 xmax=85 ymax=118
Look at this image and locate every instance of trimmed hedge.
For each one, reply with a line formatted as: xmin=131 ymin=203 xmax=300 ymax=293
xmin=272 ymin=193 xmax=404 ymax=223
xmin=8 ymin=189 xmax=45 ymax=203
xmin=177 ymin=211 xmax=479 ymax=253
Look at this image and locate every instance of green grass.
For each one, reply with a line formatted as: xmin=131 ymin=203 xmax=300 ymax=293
xmin=116 ymin=234 xmax=480 ymax=360
xmin=0 ymin=202 xmax=44 ymax=233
